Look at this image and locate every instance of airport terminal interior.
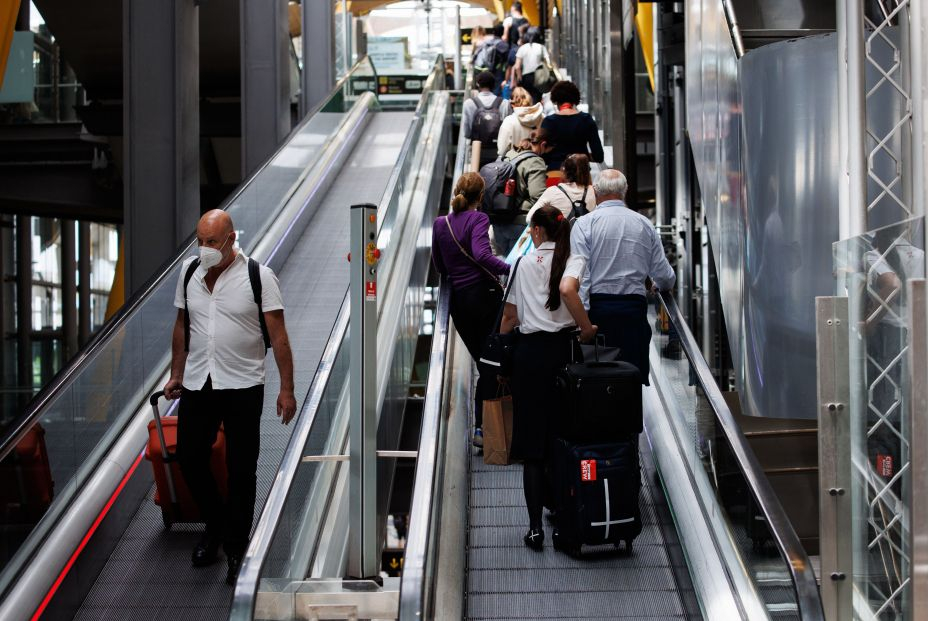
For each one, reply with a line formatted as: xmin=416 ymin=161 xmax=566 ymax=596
xmin=0 ymin=0 xmax=926 ymax=619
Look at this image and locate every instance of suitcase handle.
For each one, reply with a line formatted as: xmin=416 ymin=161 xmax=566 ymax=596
xmin=150 ymin=391 xmax=179 ymax=505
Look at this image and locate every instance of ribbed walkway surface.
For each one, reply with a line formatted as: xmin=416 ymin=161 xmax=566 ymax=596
xmin=465 ymin=432 xmax=701 ymax=620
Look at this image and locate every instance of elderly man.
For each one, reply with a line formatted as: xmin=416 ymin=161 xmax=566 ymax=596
xmin=560 ymin=169 xmax=674 ymax=382
xmin=163 ymin=209 xmax=296 ymax=585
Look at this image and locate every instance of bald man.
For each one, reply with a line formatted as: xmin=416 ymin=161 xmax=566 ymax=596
xmin=164 ymin=209 xmax=295 ymax=585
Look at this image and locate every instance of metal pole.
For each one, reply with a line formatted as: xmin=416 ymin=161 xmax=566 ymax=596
xmin=673 ymin=66 xmax=691 ymax=321
xmin=15 ymin=216 xmax=31 ymax=393
xmin=911 ymin=0 xmax=926 ymax=221
xmin=816 ymin=296 xmax=853 ymax=621
xmin=77 ymin=221 xmax=91 ymax=344
xmin=837 ymin=0 xmax=851 ymax=240
xmin=60 ymin=219 xmax=78 ymax=360
xmin=454 ymin=6 xmax=462 ymax=90
xmin=342 ymin=1 xmax=352 ymax=75
xmin=302 ymin=0 xmax=336 ymax=116
xmin=348 ymin=203 xmax=379 ymax=580
xmin=909 ymin=280 xmax=928 ymax=619
xmin=845 ymin=0 xmax=868 ymax=236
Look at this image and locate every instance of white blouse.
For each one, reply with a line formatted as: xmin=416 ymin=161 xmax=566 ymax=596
xmin=508 ymin=242 xmax=584 ymax=334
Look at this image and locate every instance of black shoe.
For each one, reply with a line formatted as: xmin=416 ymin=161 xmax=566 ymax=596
xmin=661 ymin=340 xmax=682 ymax=360
xmin=226 ymin=554 xmax=242 ymax=586
xmin=191 ymin=534 xmax=221 ymax=567
xmin=523 ymin=528 xmax=544 ymax=550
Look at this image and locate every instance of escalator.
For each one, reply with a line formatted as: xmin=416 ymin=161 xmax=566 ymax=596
xmin=0 ymin=56 xmax=450 ymax=621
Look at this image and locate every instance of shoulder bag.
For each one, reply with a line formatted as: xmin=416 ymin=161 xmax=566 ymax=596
xmin=444 ymin=216 xmax=503 ymax=286
xmin=479 ymin=257 xmax=523 ymax=375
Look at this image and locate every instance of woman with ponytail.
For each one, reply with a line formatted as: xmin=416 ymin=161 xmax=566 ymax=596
xmin=498 ymin=206 xmax=596 ymax=550
xmin=432 ymin=172 xmax=511 ymax=447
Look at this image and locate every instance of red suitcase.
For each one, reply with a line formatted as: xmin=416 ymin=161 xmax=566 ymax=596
xmin=145 ymin=391 xmax=227 ymax=528
xmin=0 ymin=423 xmax=54 ymax=523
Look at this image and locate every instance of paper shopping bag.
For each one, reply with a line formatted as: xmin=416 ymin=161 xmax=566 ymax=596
xmin=482 ymin=394 xmax=514 ymax=465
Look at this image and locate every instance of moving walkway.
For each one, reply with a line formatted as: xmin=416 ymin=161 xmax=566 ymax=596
xmin=0 ymin=56 xmax=449 ymax=621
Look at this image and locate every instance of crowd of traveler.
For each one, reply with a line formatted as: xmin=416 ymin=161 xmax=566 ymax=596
xmin=435 ymin=24 xmax=674 ymax=548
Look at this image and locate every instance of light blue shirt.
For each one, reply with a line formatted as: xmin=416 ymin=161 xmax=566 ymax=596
xmin=566 ymin=199 xmax=675 ymax=297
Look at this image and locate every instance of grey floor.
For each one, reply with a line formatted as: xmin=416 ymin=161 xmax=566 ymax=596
xmin=73 ymin=111 xmax=413 ymax=621
xmin=465 ymin=433 xmax=700 ymax=620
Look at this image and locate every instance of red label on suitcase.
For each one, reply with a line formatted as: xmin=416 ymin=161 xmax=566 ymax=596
xmin=877 ymin=454 xmax=893 ymax=477
xmin=580 ymin=460 xmax=597 ymax=481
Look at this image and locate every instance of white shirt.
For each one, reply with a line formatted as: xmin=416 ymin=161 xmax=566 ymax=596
xmin=174 ymin=252 xmax=284 ymax=390
xmin=565 ymin=200 xmax=675 ymax=297
xmin=526 ymin=183 xmax=597 ymax=223
xmin=516 ymin=42 xmax=550 ymax=74
xmin=864 ymin=240 xmax=926 ymax=328
xmin=508 ymin=242 xmax=584 ymax=334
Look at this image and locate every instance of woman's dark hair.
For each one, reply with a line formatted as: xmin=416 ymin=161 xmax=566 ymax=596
xmin=562 ymin=154 xmax=592 ymax=186
xmin=524 ymin=26 xmax=542 ymax=44
xmin=451 ymin=172 xmax=485 ymax=213
xmin=530 ymin=206 xmax=572 ymax=311
xmin=549 ymin=80 xmax=581 ymax=106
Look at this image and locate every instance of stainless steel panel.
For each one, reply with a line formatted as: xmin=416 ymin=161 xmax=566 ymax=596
xmin=740 ymin=34 xmax=840 ymax=419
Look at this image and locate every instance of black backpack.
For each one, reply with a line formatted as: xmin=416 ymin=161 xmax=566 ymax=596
xmin=508 ymin=17 xmax=529 ymax=45
xmin=469 ymin=96 xmax=504 ymax=144
xmin=555 ymin=184 xmax=590 ymax=223
xmin=182 ymin=257 xmax=271 ymax=352
xmin=479 ymin=151 xmax=544 ymax=223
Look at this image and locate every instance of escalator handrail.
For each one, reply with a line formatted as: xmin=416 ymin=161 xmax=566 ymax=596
xmin=398 ymin=279 xmax=452 ymax=620
xmin=0 ymin=56 xmax=380 ymax=464
xmin=658 ymin=291 xmax=824 ymax=620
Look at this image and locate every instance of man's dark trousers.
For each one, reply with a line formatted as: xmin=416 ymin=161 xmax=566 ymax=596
xmin=178 ymin=376 xmax=264 ymax=557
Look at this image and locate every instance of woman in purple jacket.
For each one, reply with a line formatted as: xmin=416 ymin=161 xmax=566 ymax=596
xmin=432 ymin=172 xmax=512 ymax=447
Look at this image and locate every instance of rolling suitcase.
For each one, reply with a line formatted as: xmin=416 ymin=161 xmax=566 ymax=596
xmin=0 ymin=423 xmax=54 ymax=523
xmin=556 ymin=338 xmax=642 ymax=444
xmin=550 ymin=437 xmax=641 ymax=556
xmin=145 ymin=390 xmax=227 ymax=528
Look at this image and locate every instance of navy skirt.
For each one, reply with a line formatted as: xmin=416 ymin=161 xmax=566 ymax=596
xmin=588 ymin=294 xmax=651 ymax=385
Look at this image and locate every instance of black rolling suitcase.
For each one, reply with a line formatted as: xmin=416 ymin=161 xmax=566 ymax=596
xmin=551 ymin=437 xmax=641 ymax=555
xmin=556 ymin=337 xmax=642 ymax=444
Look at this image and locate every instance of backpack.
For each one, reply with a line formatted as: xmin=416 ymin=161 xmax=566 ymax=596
xmin=469 ymin=96 xmax=504 ymax=144
xmin=475 ymin=38 xmax=509 ymax=75
xmin=183 ymin=257 xmax=271 ymax=352
xmin=555 ymin=184 xmax=590 ymax=223
xmin=479 ymin=151 xmax=544 ymax=223
xmin=508 ymin=17 xmax=529 ymax=45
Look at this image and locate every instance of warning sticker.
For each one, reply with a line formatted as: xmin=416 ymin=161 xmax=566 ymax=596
xmin=580 ymin=460 xmax=597 ymax=482
xmin=366 ymin=281 xmax=377 ymax=301
xmin=877 ymin=454 xmax=894 ymax=477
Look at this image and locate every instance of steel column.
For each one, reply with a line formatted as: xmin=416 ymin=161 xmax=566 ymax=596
xmin=77 ymin=221 xmax=90 ymax=344
xmin=60 ymin=219 xmax=77 ymax=360
xmin=15 ymin=215 xmax=31 ymax=392
xmin=909 ymin=280 xmax=928 ymax=618
xmin=454 ymin=7 xmax=462 ymax=90
xmin=348 ymin=203 xmax=379 ymax=580
xmin=673 ymin=66 xmax=691 ymax=321
xmin=342 ymin=1 xmax=353 ymax=76
xmin=843 ymin=0 xmax=868 ymax=237
xmin=301 ymin=0 xmax=335 ymax=116
xmin=123 ymin=0 xmax=200 ymax=293
xmin=816 ymin=296 xmax=853 ymax=621
xmin=609 ymin=0 xmax=627 ymax=173
xmin=241 ymin=0 xmax=289 ymax=177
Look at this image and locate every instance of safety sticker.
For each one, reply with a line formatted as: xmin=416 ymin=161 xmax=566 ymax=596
xmin=366 ymin=281 xmax=377 ymax=301
xmin=877 ymin=454 xmax=893 ymax=477
xmin=580 ymin=459 xmax=597 ymax=482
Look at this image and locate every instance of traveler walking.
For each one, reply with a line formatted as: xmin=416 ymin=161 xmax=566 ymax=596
xmin=473 ymin=25 xmax=509 ymax=95
xmin=526 ymin=154 xmax=597 ymax=223
xmin=163 ymin=209 xmax=296 ymax=585
xmin=541 ymin=80 xmax=604 ymax=172
xmin=560 ymin=169 xmax=674 ymax=381
xmin=513 ymin=27 xmax=552 ymax=104
xmin=463 ymin=71 xmax=513 ymax=166
xmin=502 ymin=1 xmax=530 ymax=47
xmin=498 ymin=206 xmax=596 ymax=550
xmin=491 ymin=128 xmax=551 ymax=256
xmin=496 ymin=87 xmax=543 ymax=158
xmin=431 ymin=173 xmax=511 ymax=448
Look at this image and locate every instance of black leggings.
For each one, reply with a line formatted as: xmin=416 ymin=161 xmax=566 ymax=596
xmin=450 ymin=280 xmax=503 ymax=428
xmin=523 ymin=459 xmax=545 ymax=530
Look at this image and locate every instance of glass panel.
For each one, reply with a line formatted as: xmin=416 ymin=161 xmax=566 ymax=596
xmin=0 ymin=58 xmax=380 ymax=580
xmin=650 ymin=299 xmax=802 ymax=619
xmin=833 ymin=216 xmax=925 ymax=619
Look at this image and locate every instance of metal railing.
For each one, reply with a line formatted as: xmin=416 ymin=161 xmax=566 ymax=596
xmin=655 ymin=291 xmax=824 ymax=620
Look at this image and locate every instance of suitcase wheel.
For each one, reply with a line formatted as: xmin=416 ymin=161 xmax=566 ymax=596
xmin=162 ymin=512 xmax=173 ymax=530
xmin=623 ymin=539 xmax=633 ymax=555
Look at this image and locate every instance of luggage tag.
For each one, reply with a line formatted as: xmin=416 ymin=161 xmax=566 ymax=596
xmin=580 ymin=459 xmax=597 ymax=481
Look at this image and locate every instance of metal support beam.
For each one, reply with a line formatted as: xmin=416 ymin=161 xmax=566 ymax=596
xmin=15 ymin=215 xmax=31 ymax=392
xmin=609 ymin=0 xmax=627 ymax=172
xmin=77 ymin=221 xmax=91 ymax=344
xmin=240 ymin=0 xmax=289 ymax=177
xmin=342 ymin=1 xmax=353 ymax=76
xmin=909 ymin=280 xmax=928 ymax=617
xmin=453 ymin=7 xmax=462 ymax=90
xmin=60 ymin=219 xmax=77 ymax=360
xmin=816 ymin=296 xmax=852 ymax=621
xmin=841 ymin=0 xmax=868 ymax=237
xmin=348 ymin=203 xmax=379 ymax=580
xmin=301 ymin=0 xmax=335 ymax=116
xmin=123 ymin=0 xmax=200 ymax=293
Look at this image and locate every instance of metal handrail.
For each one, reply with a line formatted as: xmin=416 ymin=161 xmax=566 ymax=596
xmin=0 ymin=56 xmax=381 ymax=464
xmin=398 ymin=281 xmax=452 ymax=619
xmin=721 ymin=0 xmax=746 ymax=57
xmin=658 ymin=291 xmax=824 ymax=620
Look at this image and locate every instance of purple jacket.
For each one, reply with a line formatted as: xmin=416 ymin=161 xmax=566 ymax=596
xmin=432 ymin=210 xmax=511 ymax=290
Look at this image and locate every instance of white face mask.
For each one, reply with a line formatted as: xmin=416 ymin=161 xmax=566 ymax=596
xmin=199 ymin=235 xmax=230 ymax=269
